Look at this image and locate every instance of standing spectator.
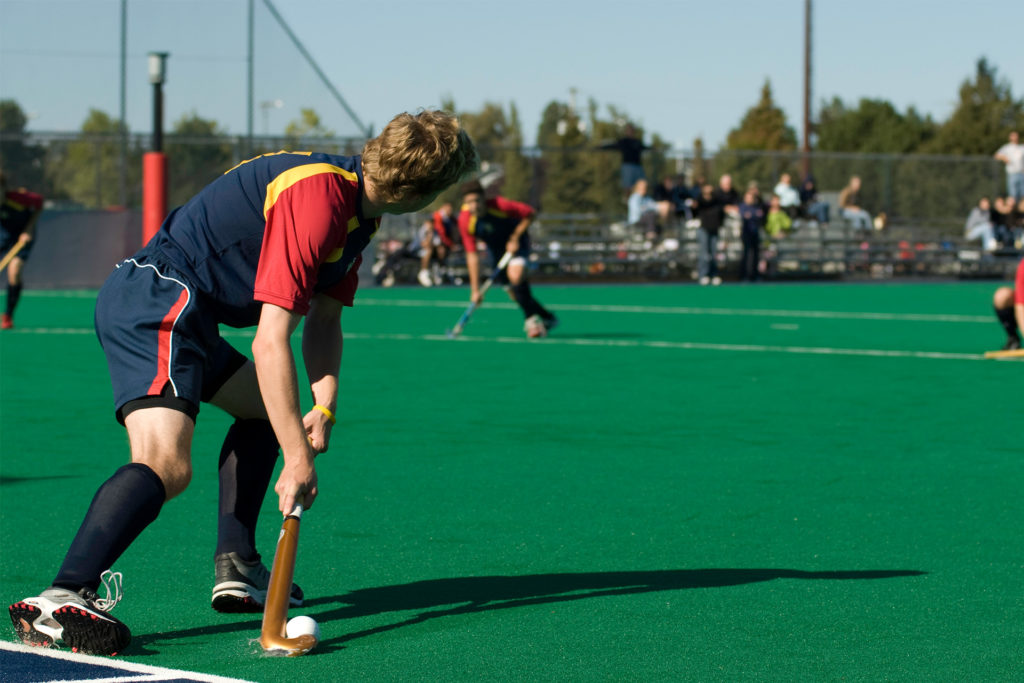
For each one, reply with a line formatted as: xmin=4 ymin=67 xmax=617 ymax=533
xmin=838 ymin=176 xmax=872 ymax=230
xmin=965 ymin=197 xmax=998 ymax=251
xmin=799 ymin=175 xmax=830 ymax=224
xmin=692 ymin=183 xmax=727 ymax=286
xmin=737 ymin=188 xmax=766 ymax=282
xmin=0 ymin=170 xmax=44 ymax=330
xmin=773 ymin=173 xmax=801 ymax=217
xmin=994 ymin=131 xmax=1024 ymax=201
xmin=598 ymin=123 xmax=650 ymax=198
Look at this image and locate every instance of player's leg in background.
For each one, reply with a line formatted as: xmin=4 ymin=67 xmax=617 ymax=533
xmin=207 ymin=356 xmax=303 ymax=612
xmin=993 ymin=286 xmax=1021 ymax=350
xmin=505 ymin=257 xmax=557 ymax=337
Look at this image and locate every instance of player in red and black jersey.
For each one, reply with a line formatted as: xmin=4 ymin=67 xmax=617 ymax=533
xmin=0 ymin=171 xmax=44 ymax=329
xmin=992 ymin=256 xmax=1024 ymax=351
xmin=416 ymin=201 xmax=460 ymax=287
xmin=8 ymin=110 xmax=478 ymax=655
xmin=458 ymin=175 xmax=557 ymax=338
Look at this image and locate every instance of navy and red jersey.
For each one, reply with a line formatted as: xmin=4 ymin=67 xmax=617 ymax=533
xmin=0 ymin=188 xmax=44 ymax=234
xmin=457 ymin=196 xmax=535 ymax=254
xmin=146 ymin=151 xmax=379 ymax=328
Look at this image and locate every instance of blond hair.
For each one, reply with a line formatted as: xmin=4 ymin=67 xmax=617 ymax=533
xmin=362 ymin=110 xmax=478 ymax=204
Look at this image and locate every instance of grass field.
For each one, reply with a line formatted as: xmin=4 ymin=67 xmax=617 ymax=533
xmin=1 ymin=281 xmax=1021 ymax=682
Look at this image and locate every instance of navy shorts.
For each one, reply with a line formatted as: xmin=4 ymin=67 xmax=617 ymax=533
xmin=94 ymin=256 xmax=247 ymax=424
xmin=0 ymin=228 xmax=34 ymax=261
xmin=486 ymin=238 xmax=531 ymax=285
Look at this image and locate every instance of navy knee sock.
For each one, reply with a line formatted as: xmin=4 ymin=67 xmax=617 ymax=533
xmin=6 ymin=283 xmax=22 ymax=316
xmin=216 ymin=419 xmax=279 ymax=560
xmin=53 ymin=463 xmax=166 ymax=593
xmin=995 ymin=305 xmax=1020 ymax=342
xmin=510 ymin=281 xmax=552 ymax=320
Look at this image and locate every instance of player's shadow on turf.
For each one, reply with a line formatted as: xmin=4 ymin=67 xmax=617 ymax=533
xmin=307 ymin=568 xmax=926 ymax=648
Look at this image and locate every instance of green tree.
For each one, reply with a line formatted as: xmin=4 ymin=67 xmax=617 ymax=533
xmin=50 ymin=109 xmax=126 ymax=209
xmin=0 ymin=99 xmax=47 ymax=193
xmin=923 ymin=57 xmax=1024 ymax=155
xmin=816 ymin=97 xmax=935 ymax=154
xmin=166 ymin=112 xmax=234 ymax=207
xmin=283 ymin=108 xmax=335 ymax=150
xmin=715 ymin=79 xmax=798 ymax=188
xmin=452 ymin=100 xmax=532 ymax=204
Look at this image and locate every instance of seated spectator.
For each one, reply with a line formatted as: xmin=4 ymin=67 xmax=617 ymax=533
xmin=838 ymin=175 xmax=872 ymax=230
xmin=992 ymin=196 xmax=1015 ymax=247
xmin=773 ymin=173 xmax=801 ymax=217
xmin=653 ymin=175 xmax=690 ymax=221
xmin=764 ymin=194 xmax=793 ymax=240
xmin=965 ymin=197 xmax=998 ymax=251
xmin=418 ymin=201 xmax=459 ymax=287
xmin=799 ymin=175 xmax=830 ymax=224
xmin=628 ymin=178 xmax=668 ymax=240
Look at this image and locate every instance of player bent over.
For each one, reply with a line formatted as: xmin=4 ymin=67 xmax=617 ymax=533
xmin=8 ymin=110 xmax=478 ymax=655
xmin=992 ymin=255 xmax=1024 ymax=350
xmin=458 ymin=177 xmax=557 ymax=337
xmin=0 ymin=170 xmax=44 ymax=330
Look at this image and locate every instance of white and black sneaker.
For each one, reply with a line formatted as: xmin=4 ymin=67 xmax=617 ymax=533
xmin=211 ymin=552 xmax=304 ymax=613
xmin=9 ymin=570 xmax=130 ymax=656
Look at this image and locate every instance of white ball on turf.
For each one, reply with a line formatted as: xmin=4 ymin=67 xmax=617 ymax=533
xmin=285 ymin=615 xmax=321 ymax=641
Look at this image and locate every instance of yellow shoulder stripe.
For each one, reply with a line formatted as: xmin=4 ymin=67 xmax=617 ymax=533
xmin=264 ymin=163 xmax=358 ymax=219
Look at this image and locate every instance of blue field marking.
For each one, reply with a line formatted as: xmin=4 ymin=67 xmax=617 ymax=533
xmin=0 ymin=641 xmax=253 ymax=683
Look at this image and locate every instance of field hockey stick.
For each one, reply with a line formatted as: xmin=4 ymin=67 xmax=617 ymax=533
xmin=446 ymin=250 xmax=514 ymax=339
xmin=259 ymin=503 xmax=318 ymax=656
xmin=0 ymin=241 xmax=26 ymax=273
xmin=983 ymin=348 xmax=1024 ymax=359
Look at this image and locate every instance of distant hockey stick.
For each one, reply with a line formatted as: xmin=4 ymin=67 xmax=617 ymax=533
xmin=0 ymin=241 xmax=26 ymax=273
xmin=446 ymin=251 xmax=514 ymax=339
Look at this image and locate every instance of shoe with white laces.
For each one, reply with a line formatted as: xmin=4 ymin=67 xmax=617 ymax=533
xmin=211 ymin=552 xmax=304 ymax=614
xmin=711 ymin=276 xmax=722 ymax=286
xmin=9 ymin=570 xmax=130 ymax=655
xmin=417 ymin=269 xmax=433 ymax=287
xmin=524 ymin=315 xmax=547 ymax=339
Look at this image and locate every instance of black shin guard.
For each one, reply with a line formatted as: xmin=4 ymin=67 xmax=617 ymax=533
xmin=53 ymin=463 xmax=166 ymax=592
xmin=6 ymin=283 xmax=22 ymax=316
xmin=216 ymin=419 xmax=280 ymax=560
xmin=510 ymin=281 xmax=552 ymax=320
xmin=995 ymin=305 xmax=1021 ymax=342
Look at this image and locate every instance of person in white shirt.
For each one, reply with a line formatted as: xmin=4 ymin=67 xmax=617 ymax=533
xmin=994 ymin=131 xmax=1024 ymax=200
xmin=772 ymin=173 xmax=801 ymax=217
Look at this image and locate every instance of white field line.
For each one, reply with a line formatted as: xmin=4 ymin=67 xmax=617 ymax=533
xmin=6 ymin=327 xmax=987 ymax=361
xmin=354 ymin=299 xmax=993 ymax=324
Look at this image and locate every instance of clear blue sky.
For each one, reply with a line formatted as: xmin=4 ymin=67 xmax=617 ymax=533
xmin=1 ymin=0 xmax=1021 ymax=150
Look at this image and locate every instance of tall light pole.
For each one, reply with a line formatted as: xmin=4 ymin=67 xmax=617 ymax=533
xmin=261 ymin=99 xmax=284 ymax=136
xmin=143 ymin=52 xmax=169 ymax=245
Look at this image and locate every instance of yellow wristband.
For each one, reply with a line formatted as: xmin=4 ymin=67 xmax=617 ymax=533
xmin=313 ymin=404 xmax=336 ymax=424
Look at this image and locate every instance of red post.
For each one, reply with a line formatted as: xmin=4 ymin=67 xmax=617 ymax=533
xmin=142 ymin=151 xmax=167 ymax=245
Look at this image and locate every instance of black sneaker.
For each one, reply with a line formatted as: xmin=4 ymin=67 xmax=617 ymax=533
xmin=1001 ymin=337 xmax=1021 ymax=351
xmin=9 ymin=571 xmax=130 ymax=655
xmin=211 ymin=552 xmax=304 ymax=613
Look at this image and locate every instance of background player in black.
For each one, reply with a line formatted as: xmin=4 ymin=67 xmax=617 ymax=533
xmin=0 ymin=170 xmax=44 ymax=329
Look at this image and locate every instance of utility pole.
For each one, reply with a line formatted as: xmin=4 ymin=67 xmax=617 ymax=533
xmin=802 ymin=0 xmax=813 ymax=180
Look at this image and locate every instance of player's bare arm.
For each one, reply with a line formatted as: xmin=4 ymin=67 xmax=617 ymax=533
xmin=466 ymin=249 xmax=482 ymax=303
xmin=506 ymin=217 xmax=531 ymax=253
xmin=252 ymin=302 xmax=318 ymax=515
xmin=301 ymin=294 xmax=342 ymax=453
